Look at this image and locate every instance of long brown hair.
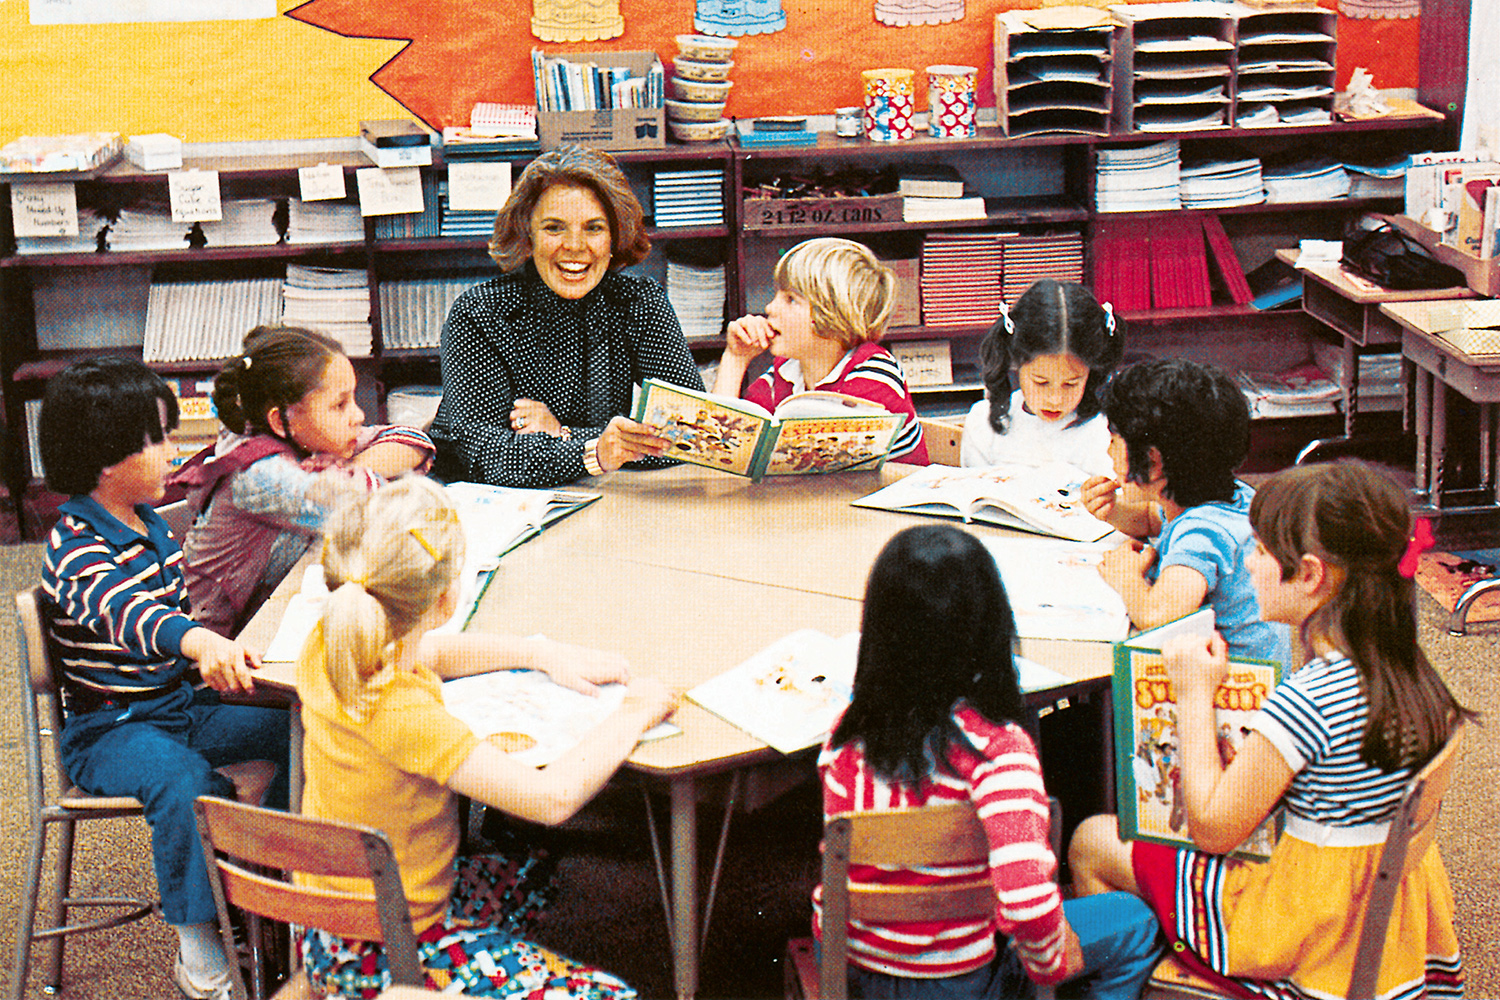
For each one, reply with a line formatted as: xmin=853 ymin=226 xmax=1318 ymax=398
xmin=1250 ymin=461 xmax=1471 ymax=770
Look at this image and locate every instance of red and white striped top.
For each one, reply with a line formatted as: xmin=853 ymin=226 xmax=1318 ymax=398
xmin=814 ymin=704 xmax=1067 ymax=982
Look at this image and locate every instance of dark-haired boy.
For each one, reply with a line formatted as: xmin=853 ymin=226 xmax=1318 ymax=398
xmin=1081 ymin=357 xmax=1290 ymax=665
xmin=39 ymin=355 xmax=290 ymax=1000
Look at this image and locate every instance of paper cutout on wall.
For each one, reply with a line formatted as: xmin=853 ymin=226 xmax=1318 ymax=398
xmin=1337 ymin=0 xmax=1418 ymax=18
xmin=532 ymin=0 xmax=624 ymax=41
xmin=874 ymin=0 xmax=964 ymax=27
xmin=695 ymin=0 xmax=786 ymax=37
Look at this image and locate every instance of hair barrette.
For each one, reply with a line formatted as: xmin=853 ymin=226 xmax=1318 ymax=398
xmin=999 ymin=304 xmax=1015 ymax=336
xmin=241 ymin=356 xmax=253 ymax=370
xmin=409 ymin=526 xmax=441 ymax=561
xmin=1102 ymin=302 xmax=1116 ymax=336
xmin=1397 ymin=517 xmax=1434 ymax=578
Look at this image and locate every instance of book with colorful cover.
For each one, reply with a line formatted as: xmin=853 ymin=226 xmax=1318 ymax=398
xmin=631 ymin=378 xmax=905 ymax=481
xmin=1112 ymin=608 xmax=1283 ymax=860
xmin=851 ymin=462 xmax=1114 ymax=543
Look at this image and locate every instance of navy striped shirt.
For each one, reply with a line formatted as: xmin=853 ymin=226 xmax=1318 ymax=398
xmin=1254 ymin=654 xmax=1411 ymax=827
xmin=43 ymin=495 xmax=198 ymax=696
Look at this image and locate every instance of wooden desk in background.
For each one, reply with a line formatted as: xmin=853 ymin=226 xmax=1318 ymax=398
xmin=244 ymin=463 xmax=1116 ymax=1000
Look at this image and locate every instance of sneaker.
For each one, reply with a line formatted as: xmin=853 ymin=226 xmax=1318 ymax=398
xmin=174 ymin=950 xmax=234 ymax=1000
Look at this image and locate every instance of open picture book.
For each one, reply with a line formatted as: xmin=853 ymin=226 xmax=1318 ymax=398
xmin=1112 ymin=608 xmax=1283 ymax=860
xmin=631 ymin=378 xmax=905 ymax=481
xmin=852 ymin=462 xmax=1114 ymax=543
xmin=982 ymin=535 xmax=1131 ymax=642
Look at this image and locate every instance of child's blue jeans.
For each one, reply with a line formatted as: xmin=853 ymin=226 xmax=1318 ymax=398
xmin=59 ymin=680 xmax=291 ymax=926
xmin=846 ymin=892 xmax=1163 ymax=1000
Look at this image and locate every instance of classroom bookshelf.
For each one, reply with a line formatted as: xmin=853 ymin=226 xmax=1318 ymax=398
xmin=0 ymin=115 xmax=1450 ymax=538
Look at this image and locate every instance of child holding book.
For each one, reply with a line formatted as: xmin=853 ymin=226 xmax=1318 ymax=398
xmin=173 ymin=325 xmax=433 ymax=636
xmin=713 ymin=236 xmax=928 ymax=464
xmin=961 ymin=279 xmax=1123 ymax=473
xmin=38 ymin=356 xmax=290 ymax=1000
xmin=817 ymin=524 xmax=1162 ymax=998
xmin=296 ymin=476 xmax=678 ymax=998
xmin=1082 ymin=358 xmax=1289 ymax=665
xmin=1069 ymin=460 xmax=1471 ymax=998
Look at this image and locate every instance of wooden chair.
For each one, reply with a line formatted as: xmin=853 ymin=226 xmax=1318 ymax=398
xmin=918 ymin=417 xmax=964 ymax=467
xmin=9 ymin=586 xmax=275 ymax=1000
xmin=785 ymin=798 xmax=1062 ymax=1000
xmin=193 ymin=795 xmax=425 ymax=1000
xmin=1144 ymin=721 xmax=1467 ymax=1000
xmin=156 ymin=497 xmax=196 ymax=541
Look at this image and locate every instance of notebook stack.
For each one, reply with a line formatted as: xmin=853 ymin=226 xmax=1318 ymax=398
xmin=1001 ymin=231 xmax=1085 ymax=301
xmin=920 ymin=231 xmax=1007 ymax=327
xmin=1236 ymin=362 xmax=1340 ymax=419
xmin=1094 ymin=140 xmax=1180 ymax=212
xmin=105 ymin=203 xmax=191 ymax=251
xmin=142 ymin=277 xmax=283 ymax=362
xmin=439 ymin=180 xmax=494 ymax=239
xmin=652 ymin=169 xmax=724 ymax=228
xmin=282 ymin=265 xmax=372 ymax=357
xmin=287 ymin=199 xmax=365 ymax=244
xmin=198 ymin=198 xmax=281 ymax=247
xmin=666 ymin=258 xmax=726 ymax=342
xmin=1263 ymin=159 xmax=1350 ymax=203
xmin=379 ymin=275 xmax=485 ymax=350
xmin=374 ymin=173 xmax=441 ymax=240
xmin=1178 ymin=157 xmax=1265 ymax=209
xmin=16 ymin=208 xmax=106 ymax=254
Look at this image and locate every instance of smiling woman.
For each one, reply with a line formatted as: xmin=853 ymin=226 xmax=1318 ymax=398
xmin=429 ymin=144 xmax=705 ymax=488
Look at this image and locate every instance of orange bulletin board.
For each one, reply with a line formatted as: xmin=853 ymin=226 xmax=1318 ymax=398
xmin=0 ymin=0 xmax=1421 ymax=143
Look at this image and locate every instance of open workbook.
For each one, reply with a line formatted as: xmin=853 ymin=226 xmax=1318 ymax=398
xmin=852 ymin=462 xmax=1114 ymax=542
xmin=632 ymin=378 xmax=905 ymax=481
xmin=1112 ymin=608 xmax=1283 ymax=860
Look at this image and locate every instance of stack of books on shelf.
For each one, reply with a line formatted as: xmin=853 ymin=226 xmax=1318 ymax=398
xmin=733 ymin=119 xmax=817 ymax=149
xmin=666 ymin=258 xmax=726 ymax=342
xmin=899 ymin=165 xmax=986 ymax=223
xmin=282 ymin=265 xmax=372 ymax=357
xmin=198 ymin=198 xmax=281 ymax=247
xmin=1236 ymin=362 xmax=1340 ymax=419
xmin=1312 ymin=340 xmax=1403 ymax=412
xmin=1344 ymin=158 xmax=1406 ymax=199
xmin=652 ymin=169 xmax=723 ymax=228
xmin=378 ymin=275 xmax=484 ymax=350
xmin=921 ymin=231 xmax=1007 ymax=327
xmin=441 ymin=103 xmax=541 ymax=159
xmin=1094 ymin=140 xmax=1181 ymax=213
xmin=532 ymin=49 xmax=664 ymax=111
xmin=287 ymin=199 xmax=364 ymax=244
xmin=105 ymin=203 xmax=191 ymax=251
xmin=1179 ymin=157 xmax=1265 ymax=208
xmin=142 ymin=276 xmax=283 ymax=362
xmin=1001 ymin=231 xmax=1085 ymax=300
xmin=1110 ymin=1 xmax=1234 ymax=132
xmin=15 ymin=208 xmax=106 ymax=254
xmin=439 ymin=180 xmax=494 ymax=239
xmin=374 ymin=173 xmax=441 ymax=240
xmin=1263 ymin=159 xmax=1350 ymax=203
xmin=1094 ymin=214 xmax=1222 ymax=311
xmin=993 ymin=7 xmax=1114 ymax=139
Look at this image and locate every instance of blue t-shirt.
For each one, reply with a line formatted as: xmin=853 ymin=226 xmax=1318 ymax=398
xmin=1151 ymin=481 xmax=1291 ymax=666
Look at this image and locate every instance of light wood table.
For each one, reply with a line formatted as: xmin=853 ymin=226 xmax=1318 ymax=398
xmin=245 ymin=463 xmax=1115 ymax=999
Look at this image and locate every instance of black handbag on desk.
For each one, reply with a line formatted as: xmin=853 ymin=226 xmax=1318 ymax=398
xmin=1341 ymin=223 xmax=1466 ymax=291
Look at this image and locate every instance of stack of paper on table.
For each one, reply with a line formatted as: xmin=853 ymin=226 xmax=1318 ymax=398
xmin=688 ymin=629 xmax=1071 ymax=754
xmin=852 ymin=462 xmax=1114 ymax=543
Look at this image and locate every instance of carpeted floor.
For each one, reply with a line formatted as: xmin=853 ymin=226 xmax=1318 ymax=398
xmin=2 ymin=536 xmax=1497 ymax=1000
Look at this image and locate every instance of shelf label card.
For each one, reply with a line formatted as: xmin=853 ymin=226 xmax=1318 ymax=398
xmin=168 ymin=169 xmax=223 ymax=222
xmin=448 ymin=161 xmax=512 ymax=212
xmin=10 ymin=182 xmax=78 ymax=237
xmin=356 ymin=166 xmax=424 ymax=216
xmin=298 ymin=162 xmax=346 ymax=202
xmin=890 ymin=339 xmax=954 ymax=387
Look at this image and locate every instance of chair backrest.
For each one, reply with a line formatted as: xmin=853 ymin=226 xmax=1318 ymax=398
xmin=917 ymin=418 xmax=963 ymax=467
xmin=818 ymin=801 xmax=997 ymax=1000
xmin=1347 ymin=721 xmax=1466 ymax=1000
xmin=155 ymin=498 xmax=195 ymax=542
xmin=193 ymin=796 xmax=425 ymax=993
xmin=16 ymin=586 xmax=70 ymax=812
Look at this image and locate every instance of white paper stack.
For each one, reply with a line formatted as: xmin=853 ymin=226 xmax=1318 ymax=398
xmin=282 ymin=265 xmax=373 ymax=357
xmin=438 ymin=180 xmax=494 ymax=239
xmin=1263 ymin=160 xmax=1350 ymax=203
xmin=1095 ymin=140 xmax=1180 ymax=212
xmin=16 ymin=208 xmax=107 ymax=254
xmin=198 ymin=198 xmax=281 ymax=247
xmin=286 ymin=198 xmax=365 ymax=244
xmin=652 ymin=169 xmax=724 ymax=228
xmin=1179 ymin=157 xmax=1265 ymax=208
xmin=921 ymin=231 xmax=1007 ymax=327
xmin=1236 ymin=363 xmax=1341 ymax=418
xmin=665 ymin=259 xmax=726 ymax=342
xmin=142 ymin=277 xmax=284 ymax=362
xmin=105 ymin=203 xmax=191 ymax=251
xmin=1311 ymin=341 xmax=1403 ymax=412
xmin=378 ymin=274 xmax=485 ymax=349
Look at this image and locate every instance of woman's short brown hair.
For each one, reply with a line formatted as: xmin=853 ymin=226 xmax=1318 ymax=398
xmin=487 ymin=144 xmax=651 ymax=272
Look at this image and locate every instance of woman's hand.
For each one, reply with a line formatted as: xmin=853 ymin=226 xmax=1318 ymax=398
xmin=1162 ymin=631 xmax=1231 ymax=703
xmin=531 ymin=638 xmax=632 ymax=696
xmin=182 ymin=627 xmax=259 ymax=695
xmin=510 ymin=399 xmax=562 ymax=437
xmin=594 ymin=415 xmax=671 ymax=472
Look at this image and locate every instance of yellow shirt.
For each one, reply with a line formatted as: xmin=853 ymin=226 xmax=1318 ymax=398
xmin=296 ymin=634 xmax=481 ymax=932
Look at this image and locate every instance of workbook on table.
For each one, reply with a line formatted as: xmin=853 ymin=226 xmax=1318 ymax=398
xmin=1112 ymin=608 xmax=1283 ymax=860
xmin=851 ymin=462 xmax=1114 ymax=542
xmin=442 ymin=669 xmax=679 ymax=768
xmin=688 ymin=629 xmax=1070 ymax=755
xmin=982 ymin=535 xmax=1131 ymax=642
xmin=632 ymin=378 xmax=905 ymax=481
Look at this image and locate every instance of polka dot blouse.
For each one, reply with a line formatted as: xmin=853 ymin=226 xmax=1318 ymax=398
xmin=429 ymin=262 xmax=705 ymax=488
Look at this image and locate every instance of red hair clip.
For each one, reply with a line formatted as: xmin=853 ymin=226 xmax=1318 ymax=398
xmin=1397 ymin=518 xmax=1435 ymax=578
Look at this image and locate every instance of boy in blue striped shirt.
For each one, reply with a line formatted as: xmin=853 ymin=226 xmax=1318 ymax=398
xmin=40 ymin=356 xmax=290 ymax=1000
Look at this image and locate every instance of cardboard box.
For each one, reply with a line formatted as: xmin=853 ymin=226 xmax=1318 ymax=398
xmin=1386 ymin=213 xmax=1500 ymax=298
xmin=126 ymin=133 xmax=182 ymax=171
xmin=882 ymin=257 xmax=921 ymax=328
xmin=536 ymin=50 xmax=665 ymax=152
xmin=742 ymin=194 xmax=903 ymax=232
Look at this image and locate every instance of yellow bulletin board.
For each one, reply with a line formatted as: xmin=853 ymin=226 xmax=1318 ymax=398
xmin=0 ymin=0 xmax=1421 ymax=143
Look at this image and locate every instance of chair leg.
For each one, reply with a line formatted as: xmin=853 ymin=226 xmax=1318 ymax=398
xmin=1448 ymin=577 xmax=1500 ymax=636
xmin=45 ymin=817 xmax=78 ymax=994
xmin=10 ymin=818 xmax=50 ymax=1000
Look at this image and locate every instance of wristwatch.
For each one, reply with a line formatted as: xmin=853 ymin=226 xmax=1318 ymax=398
xmin=582 ymin=440 xmax=605 ymax=477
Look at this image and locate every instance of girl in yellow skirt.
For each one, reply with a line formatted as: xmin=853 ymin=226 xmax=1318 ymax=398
xmin=1068 ymin=460 xmax=1473 ymax=1000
